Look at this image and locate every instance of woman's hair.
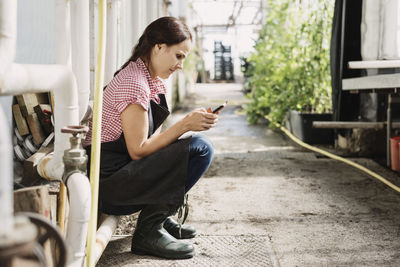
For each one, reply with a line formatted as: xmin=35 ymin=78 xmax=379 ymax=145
xmin=114 ymin=16 xmax=192 ymax=77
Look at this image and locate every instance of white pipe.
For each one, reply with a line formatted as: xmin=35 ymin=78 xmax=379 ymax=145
xmin=1 ymin=63 xmax=79 ymax=180
xmin=120 ymin=0 xmax=143 ymax=64
xmin=0 ymin=106 xmax=13 ymax=237
xmin=71 ymin=0 xmax=90 ymax=120
xmin=56 ymin=0 xmax=72 ymax=65
xmin=0 ymin=2 xmax=91 ymax=266
xmin=65 ymin=173 xmax=91 ymax=267
xmin=0 ymin=0 xmax=79 ymax=180
xmin=0 ymin=0 xmax=16 ymax=78
xmin=89 ymin=0 xmax=96 ymax=100
xmin=104 ymin=0 xmax=119 ymax=86
xmin=94 ymin=215 xmax=119 ymax=265
xmin=146 ymin=0 xmax=158 ymax=26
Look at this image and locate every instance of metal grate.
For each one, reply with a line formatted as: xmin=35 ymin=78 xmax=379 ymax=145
xmin=98 ymin=235 xmax=276 ymax=267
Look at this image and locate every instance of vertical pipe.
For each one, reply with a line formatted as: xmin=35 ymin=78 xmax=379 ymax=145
xmin=66 ymin=173 xmax=91 ymax=267
xmin=89 ymin=0 xmax=96 ymax=100
xmin=131 ymin=0 xmax=145 ymax=48
xmin=0 ymin=0 xmax=17 ymax=75
xmin=55 ymin=0 xmax=71 ymax=65
xmin=0 ymin=106 xmax=13 ymax=237
xmin=86 ymin=0 xmax=106 ymax=266
xmin=58 ymin=182 xmax=67 ymax=234
xmin=387 ymin=94 xmax=392 ymax=167
xmin=146 ymin=0 xmax=158 ymax=24
xmin=104 ymin=0 xmax=119 ymax=86
xmin=43 ymin=0 xmax=79 ymax=181
xmin=52 ymin=0 xmax=67 ymax=225
xmin=0 ymin=0 xmax=16 ymax=238
xmin=70 ymin=0 xmax=90 ymax=120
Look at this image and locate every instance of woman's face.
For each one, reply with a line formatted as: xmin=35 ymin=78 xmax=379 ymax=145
xmin=150 ymin=39 xmax=192 ymax=79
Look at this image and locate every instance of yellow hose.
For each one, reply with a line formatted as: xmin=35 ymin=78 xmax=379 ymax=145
xmin=49 ymin=91 xmax=68 ymax=235
xmin=58 ymin=182 xmax=67 ymax=233
xmin=267 ymin=116 xmax=400 ymax=193
xmin=86 ymin=0 xmax=106 ymax=266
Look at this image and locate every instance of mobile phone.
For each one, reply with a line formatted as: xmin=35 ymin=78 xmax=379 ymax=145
xmin=212 ymin=101 xmax=228 ymax=113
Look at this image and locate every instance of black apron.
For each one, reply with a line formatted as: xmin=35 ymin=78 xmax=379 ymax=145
xmin=85 ymin=94 xmax=191 ymax=215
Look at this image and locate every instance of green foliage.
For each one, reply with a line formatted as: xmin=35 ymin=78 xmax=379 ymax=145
xmin=244 ymin=0 xmax=333 ymax=126
xmin=183 ymin=46 xmax=201 ymax=84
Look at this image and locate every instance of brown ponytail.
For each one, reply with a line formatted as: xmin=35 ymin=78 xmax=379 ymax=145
xmin=114 ymin=16 xmax=192 ymax=77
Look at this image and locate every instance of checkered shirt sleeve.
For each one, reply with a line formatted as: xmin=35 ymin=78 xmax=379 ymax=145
xmin=113 ymin=75 xmax=150 ymax=113
xmin=83 ymin=59 xmax=166 ymax=147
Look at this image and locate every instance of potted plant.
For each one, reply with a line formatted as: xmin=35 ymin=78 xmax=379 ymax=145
xmin=244 ymin=0 xmax=334 ymax=144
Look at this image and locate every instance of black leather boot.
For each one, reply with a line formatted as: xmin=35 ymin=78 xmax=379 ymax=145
xmin=164 ymin=217 xmax=197 ymax=239
xmin=131 ymin=205 xmax=195 ymax=259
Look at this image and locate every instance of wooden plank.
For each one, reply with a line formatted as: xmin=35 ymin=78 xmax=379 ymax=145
xmin=21 ymin=144 xmax=53 ymax=186
xmin=14 ymin=185 xmax=50 ymax=218
xmin=14 ymin=185 xmax=55 ymax=267
xmin=49 ymin=194 xmax=58 ymax=226
xmin=16 ymin=93 xmax=39 ymax=117
xmin=34 ymin=104 xmax=53 ymax=135
xmin=27 ymin=113 xmax=46 ymax=145
xmin=12 ymin=104 xmax=30 ymax=136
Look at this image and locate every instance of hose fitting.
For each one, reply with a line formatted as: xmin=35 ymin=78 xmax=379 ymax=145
xmin=62 ymin=125 xmax=89 ymax=183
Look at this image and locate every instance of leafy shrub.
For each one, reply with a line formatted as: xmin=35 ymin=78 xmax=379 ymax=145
xmin=244 ymin=0 xmax=333 ymax=126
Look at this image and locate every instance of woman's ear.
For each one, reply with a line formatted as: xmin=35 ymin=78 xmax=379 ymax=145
xmin=154 ymin=44 xmax=166 ymax=54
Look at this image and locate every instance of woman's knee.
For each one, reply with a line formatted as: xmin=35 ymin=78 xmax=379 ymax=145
xmin=189 ymin=134 xmax=214 ymax=160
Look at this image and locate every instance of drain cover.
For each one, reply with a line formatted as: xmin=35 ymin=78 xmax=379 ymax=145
xmin=98 ymin=235 xmax=276 ymax=267
xmin=192 ymin=235 xmax=275 ymax=267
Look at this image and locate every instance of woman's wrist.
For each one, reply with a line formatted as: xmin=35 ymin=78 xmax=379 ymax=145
xmin=177 ymin=117 xmax=189 ymax=134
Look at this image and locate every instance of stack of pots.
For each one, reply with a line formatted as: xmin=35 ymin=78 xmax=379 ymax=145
xmin=13 ymin=128 xmax=54 ymax=162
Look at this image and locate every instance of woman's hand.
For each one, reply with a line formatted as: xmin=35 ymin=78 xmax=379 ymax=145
xmin=121 ymin=105 xmax=217 ymax=160
xmin=181 ymin=108 xmax=218 ymax=132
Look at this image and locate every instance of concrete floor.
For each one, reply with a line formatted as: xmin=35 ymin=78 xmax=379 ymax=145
xmin=98 ymin=83 xmax=400 ymax=267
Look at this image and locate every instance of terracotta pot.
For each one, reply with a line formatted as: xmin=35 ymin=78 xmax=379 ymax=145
xmin=390 ymin=136 xmax=400 ymax=171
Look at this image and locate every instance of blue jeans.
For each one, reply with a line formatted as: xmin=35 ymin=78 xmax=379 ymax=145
xmin=185 ymin=134 xmax=214 ymax=192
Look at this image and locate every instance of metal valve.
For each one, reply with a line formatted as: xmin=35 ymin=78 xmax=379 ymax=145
xmin=61 ymin=125 xmax=89 ymax=183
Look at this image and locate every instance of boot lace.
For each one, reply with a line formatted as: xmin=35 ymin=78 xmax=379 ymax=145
xmin=176 ymin=194 xmax=189 ymax=238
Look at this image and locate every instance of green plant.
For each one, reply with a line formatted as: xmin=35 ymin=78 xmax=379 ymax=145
xmin=183 ymin=46 xmax=201 ymax=84
xmin=239 ymin=56 xmax=255 ymax=92
xmin=244 ymin=0 xmax=333 ymax=127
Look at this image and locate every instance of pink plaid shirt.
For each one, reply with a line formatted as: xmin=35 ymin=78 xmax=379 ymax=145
xmin=84 ymin=58 xmax=166 ymax=147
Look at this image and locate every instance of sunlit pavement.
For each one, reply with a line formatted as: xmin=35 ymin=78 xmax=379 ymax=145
xmin=98 ymin=83 xmax=400 ymax=267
